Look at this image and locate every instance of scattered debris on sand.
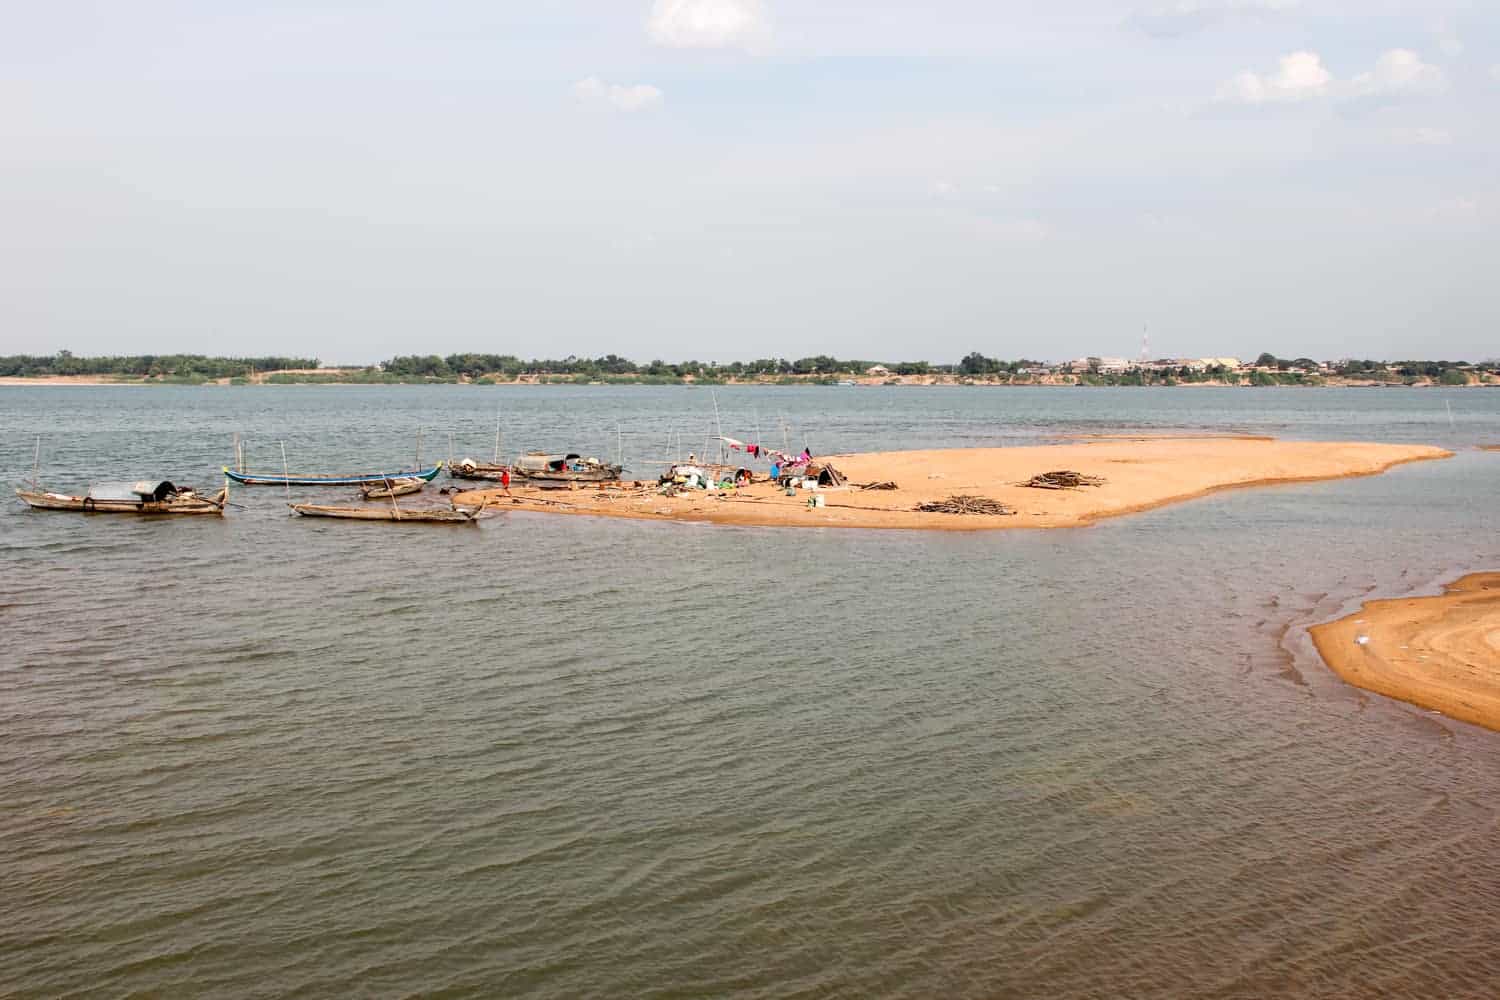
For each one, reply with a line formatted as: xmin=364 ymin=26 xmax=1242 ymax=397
xmin=1019 ymin=470 xmax=1106 ymax=490
xmin=913 ymin=495 xmax=1016 ymax=515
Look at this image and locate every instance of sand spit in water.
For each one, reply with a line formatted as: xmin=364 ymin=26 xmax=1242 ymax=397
xmin=1311 ymin=573 xmax=1500 ymax=732
xmin=454 ymin=438 xmax=1451 ymax=532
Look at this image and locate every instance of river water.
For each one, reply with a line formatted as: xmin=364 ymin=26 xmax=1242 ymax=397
xmin=3 ymin=385 xmax=1499 ymax=998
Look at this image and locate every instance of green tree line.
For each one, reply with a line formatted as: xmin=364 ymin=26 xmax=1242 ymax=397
xmin=0 ymin=351 xmax=319 ymax=379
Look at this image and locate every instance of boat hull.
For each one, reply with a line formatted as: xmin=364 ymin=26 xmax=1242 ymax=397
xmin=361 ymin=478 xmax=425 ymax=499
xmin=511 ymin=466 xmax=622 ymax=483
xmin=17 ymin=488 xmax=227 ymax=515
xmin=224 ymin=463 xmax=443 ymax=487
xmin=449 ymin=463 xmax=510 ymax=482
xmin=289 ymin=502 xmax=482 ymax=523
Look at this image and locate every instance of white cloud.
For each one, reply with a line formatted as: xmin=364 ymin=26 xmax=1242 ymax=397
xmin=1131 ymin=0 xmax=1299 ymax=38
xmin=1432 ymin=19 xmax=1462 ymax=57
xmin=1348 ymin=50 xmax=1447 ymax=99
xmin=573 ymin=77 xmax=664 ymax=113
xmin=1216 ymin=49 xmax=1446 ymax=106
xmin=647 ymin=0 xmax=771 ymax=51
xmin=1215 ymin=51 xmax=1330 ymax=104
xmin=1387 ymin=127 xmax=1451 ymax=146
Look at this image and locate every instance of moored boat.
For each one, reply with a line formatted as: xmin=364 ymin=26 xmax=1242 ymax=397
xmin=361 ymin=477 xmax=425 ymax=499
xmin=224 ymin=463 xmax=443 ymax=487
xmin=511 ymin=453 xmax=622 ymax=483
xmin=289 ymin=500 xmax=485 ymax=523
xmin=449 ymin=458 xmax=511 ymax=482
xmin=16 ymin=480 xmax=227 ymax=515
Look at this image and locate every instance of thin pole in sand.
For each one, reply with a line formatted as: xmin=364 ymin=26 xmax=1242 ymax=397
xmin=279 ymin=441 xmax=292 ymax=506
xmin=779 ymin=412 xmax=790 ymax=453
xmin=711 ymin=389 xmax=725 ymax=464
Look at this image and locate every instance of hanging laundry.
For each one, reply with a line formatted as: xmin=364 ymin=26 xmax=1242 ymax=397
xmin=720 ymin=436 xmax=746 ymax=451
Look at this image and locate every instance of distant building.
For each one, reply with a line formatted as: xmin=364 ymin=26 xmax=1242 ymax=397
xmin=865 ymin=364 xmax=891 ymax=376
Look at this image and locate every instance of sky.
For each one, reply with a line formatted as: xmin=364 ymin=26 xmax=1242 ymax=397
xmin=1 ymin=0 xmax=1497 ymax=364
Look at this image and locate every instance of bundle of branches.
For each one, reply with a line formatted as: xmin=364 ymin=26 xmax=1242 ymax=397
xmin=1019 ymin=470 xmax=1105 ymax=490
xmin=856 ymin=481 xmax=899 ymax=491
xmin=914 ymin=494 xmax=1016 ymax=515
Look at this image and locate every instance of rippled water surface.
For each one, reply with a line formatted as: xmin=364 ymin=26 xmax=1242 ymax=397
xmin=3 ymin=385 xmax=1500 ymax=998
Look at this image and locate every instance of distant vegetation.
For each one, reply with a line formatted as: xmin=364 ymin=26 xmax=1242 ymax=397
xmin=0 ymin=351 xmax=318 ymax=380
xmin=3 ymin=349 xmax=1493 ymax=387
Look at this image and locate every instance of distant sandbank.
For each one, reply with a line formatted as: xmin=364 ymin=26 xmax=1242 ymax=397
xmin=453 ymin=438 xmax=1450 ymax=532
xmin=1312 ymin=573 xmax=1500 ymax=732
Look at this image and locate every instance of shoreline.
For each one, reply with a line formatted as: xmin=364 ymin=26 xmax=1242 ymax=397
xmin=3 ymin=376 xmax=1498 ymax=389
xmin=1311 ymin=573 xmax=1500 ymax=732
xmin=452 ymin=438 xmax=1451 ymax=533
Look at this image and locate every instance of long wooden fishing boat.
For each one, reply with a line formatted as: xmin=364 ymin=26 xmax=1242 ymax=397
xmin=224 ymin=463 xmax=443 ymax=487
xmin=361 ymin=477 xmax=425 ymax=499
xmin=449 ymin=458 xmax=510 ymax=482
xmin=511 ymin=453 xmax=622 ymax=483
xmin=289 ymin=500 xmax=484 ymax=523
xmin=16 ymin=480 xmax=227 ymax=515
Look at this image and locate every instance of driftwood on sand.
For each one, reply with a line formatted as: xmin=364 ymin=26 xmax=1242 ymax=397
xmin=914 ymin=495 xmax=1016 ymax=515
xmin=1018 ymin=470 xmax=1106 ymax=490
xmin=855 ymin=481 xmax=899 ymax=491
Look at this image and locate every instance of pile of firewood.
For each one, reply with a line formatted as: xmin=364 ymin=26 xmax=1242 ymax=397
xmin=914 ymin=495 xmax=1016 ymax=515
xmin=856 ymin=481 xmax=899 ymax=491
xmin=1018 ymin=470 xmax=1105 ymax=490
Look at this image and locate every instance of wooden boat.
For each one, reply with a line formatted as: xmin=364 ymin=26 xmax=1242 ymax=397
xmin=289 ymin=500 xmax=485 ymax=523
xmin=449 ymin=458 xmax=511 ymax=481
xmin=224 ymin=463 xmax=443 ymax=487
xmin=16 ymin=480 xmax=227 ymax=516
xmin=511 ymin=452 xmax=622 ymax=483
xmin=361 ymin=477 xmax=425 ymax=499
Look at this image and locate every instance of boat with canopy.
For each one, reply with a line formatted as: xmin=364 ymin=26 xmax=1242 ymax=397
xmin=16 ymin=480 xmax=227 ymax=515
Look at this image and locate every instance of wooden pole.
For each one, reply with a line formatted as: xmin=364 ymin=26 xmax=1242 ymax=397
xmin=32 ymin=435 xmax=40 ymax=487
xmin=279 ymin=441 xmax=292 ymax=505
xmin=494 ymin=410 xmax=502 ymax=464
xmin=384 ymin=477 xmax=401 ymax=520
xmin=711 ymin=389 xmax=725 ymax=464
xmin=416 ymin=427 xmax=423 ymax=470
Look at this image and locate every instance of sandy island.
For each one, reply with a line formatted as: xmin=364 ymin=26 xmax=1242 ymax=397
xmin=1312 ymin=574 xmax=1500 ymax=732
xmin=452 ymin=437 xmax=1449 ymax=532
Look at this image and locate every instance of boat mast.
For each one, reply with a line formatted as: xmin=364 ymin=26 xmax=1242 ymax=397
xmin=493 ymin=409 xmax=502 ymax=464
xmin=711 ymin=389 xmax=725 ymax=464
xmin=32 ymin=435 xmax=40 ymax=487
xmin=279 ymin=441 xmax=292 ymax=504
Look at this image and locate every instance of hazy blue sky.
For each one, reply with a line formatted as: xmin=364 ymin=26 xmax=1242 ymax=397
xmin=2 ymin=0 xmax=1496 ymax=363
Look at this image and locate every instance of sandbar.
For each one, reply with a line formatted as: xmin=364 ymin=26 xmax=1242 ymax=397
xmin=452 ymin=437 xmax=1449 ymax=532
xmin=1311 ymin=574 xmax=1500 ymax=732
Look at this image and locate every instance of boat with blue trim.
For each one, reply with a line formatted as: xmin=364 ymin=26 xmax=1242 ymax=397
xmin=223 ymin=463 xmax=443 ymax=487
